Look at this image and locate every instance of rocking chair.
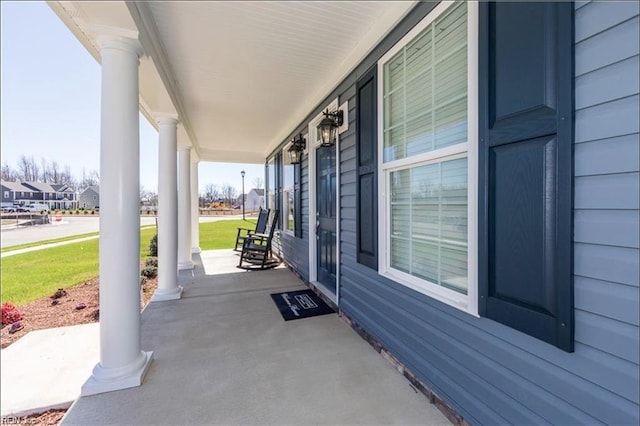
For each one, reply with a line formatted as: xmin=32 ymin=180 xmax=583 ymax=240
xmin=238 ymin=209 xmax=280 ymax=270
xmin=234 ymin=207 xmax=270 ymax=251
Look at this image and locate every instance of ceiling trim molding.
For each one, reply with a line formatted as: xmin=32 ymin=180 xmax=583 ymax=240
xmin=126 ymin=2 xmax=201 ymax=159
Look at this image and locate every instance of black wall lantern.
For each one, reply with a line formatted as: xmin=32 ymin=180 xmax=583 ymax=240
xmin=317 ymin=108 xmax=344 ymax=147
xmin=287 ymin=133 xmax=306 ymax=164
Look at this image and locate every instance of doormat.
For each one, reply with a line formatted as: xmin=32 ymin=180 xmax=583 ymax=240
xmin=270 ymin=290 xmax=335 ymax=321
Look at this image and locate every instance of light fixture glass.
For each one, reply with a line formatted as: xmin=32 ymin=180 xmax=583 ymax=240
xmin=317 ymin=109 xmax=343 ymax=147
xmin=287 ymin=134 xmax=306 ymax=164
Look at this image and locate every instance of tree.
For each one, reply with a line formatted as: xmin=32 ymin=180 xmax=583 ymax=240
xmin=1 ymin=162 xmax=17 ymax=181
xmin=221 ymin=183 xmax=237 ymax=206
xmin=203 ymin=183 xmax=220 ymax=203
xmin=17 ymin=155 xmax=40 ymax=182
xmin=252 ymin=177 xmax=264 ymax=190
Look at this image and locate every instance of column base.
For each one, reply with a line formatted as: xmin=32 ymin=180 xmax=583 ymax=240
xmin=150 ymin=286 xmax=183 ymax=302
xmin=178 ymin=261 xmax=194 ymax=270
xmin=81 ymin=351 xmax=153 ymax=396
xmin=191 ymin=246 xmax=202 ymax=254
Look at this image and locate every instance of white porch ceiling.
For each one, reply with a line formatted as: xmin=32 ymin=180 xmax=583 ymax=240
xmin=48 ymin=1 xmax=417 ymax=163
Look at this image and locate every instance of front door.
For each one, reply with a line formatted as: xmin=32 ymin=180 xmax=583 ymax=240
xmin=316 ymin=145 xmax=336 ymax=294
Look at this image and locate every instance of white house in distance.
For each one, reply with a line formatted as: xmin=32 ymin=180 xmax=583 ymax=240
xmin=45 ymin=2 xmax=639 ymax=425
xmin=237 ymin=188 xmax=264 ymax=211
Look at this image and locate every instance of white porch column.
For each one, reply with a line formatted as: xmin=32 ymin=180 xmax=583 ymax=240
xmin=178 ymin=146 xmax=194 ymax=269
xmin=151 ymin=115 xmax=182 ymax=302
xmin=82 ymin=34 xmax=152 ymax=396
xmin=191 ymin=161 xmax=201 ymax=254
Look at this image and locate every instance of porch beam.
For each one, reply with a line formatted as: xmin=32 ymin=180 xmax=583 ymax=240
xmin=82 ymin=33 xmax=152 ymax=396
xmin=178 ymin=146 xmax=194 ymax=270
xmin=151 ymin=115 xmax=182 ymax=302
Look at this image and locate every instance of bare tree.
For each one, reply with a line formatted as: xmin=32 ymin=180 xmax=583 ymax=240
xmin=40 ymin=157 xmax=50 ymax=182
xmin=49 ymin=161 xmax=61 ymax=184
xmin=17 ymin=155 xmax=40 ymax=182
xmin=221 ymin=183 xmax=237 ymax=206
xmin=79 ymin=168 xmax=99 ymax=188
xmin=1 ymin=162 xmax=17 ymax=181
xmin=203 ymin=183 xmax=220 ymax=203
xmin=252 ymin=177 xmax=264 ymax=190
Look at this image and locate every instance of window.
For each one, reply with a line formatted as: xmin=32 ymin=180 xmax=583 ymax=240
xmin=379 ymin=1 xmax=477 ymax=313
xmin=266 ymin=157 xmax=276 ymax=211
xmin=3 ymin=191 xmax=8 ymax=198
xmin=282 ymin=146 xmax=295 ymax=234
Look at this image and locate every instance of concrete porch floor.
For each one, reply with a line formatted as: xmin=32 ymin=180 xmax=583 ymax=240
xmin=62 ymin=250 xmax=451 ymax=425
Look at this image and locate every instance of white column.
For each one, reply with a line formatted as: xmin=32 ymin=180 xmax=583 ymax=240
xmin=82 ymin=34 xmax=152 ymax=396
xmin=151 ymin=115 xmax=182 ymax=302
xmin=191 ymin=161 xmax=201 ymax=254
xmin=178 ymin=146 xmax=194 ymax=269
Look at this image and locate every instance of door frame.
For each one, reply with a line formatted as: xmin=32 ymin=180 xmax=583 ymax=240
xmin=308 ymin=98 xmax=340 ymax=304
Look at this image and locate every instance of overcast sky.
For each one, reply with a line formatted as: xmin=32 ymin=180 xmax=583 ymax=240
xmin=0 ymin=1 xmax=264 ymax=194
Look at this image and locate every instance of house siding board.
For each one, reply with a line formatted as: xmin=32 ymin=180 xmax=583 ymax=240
xmin=574 ymin=209 xmax=640 ymax=249
xmin=574 ymin=134 xmax=639 ymax=176
xmin=575 ymin=276 xmax=640 ymax=326
xmin=266 ymin=2 xmax=639 ymax=424
xmin=575 ymin=16 xmax=639 ymax=77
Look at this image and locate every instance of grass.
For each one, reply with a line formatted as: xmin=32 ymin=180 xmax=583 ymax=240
xmin=1 ymin=232 xmax=99 ymax=253
xmin=199 ymin=219 xmax=256 ymax=250
xmin=1 ymin=227 xmax=158 ymax=306
xmin=0 ymin=221 xmax=251 ymax=306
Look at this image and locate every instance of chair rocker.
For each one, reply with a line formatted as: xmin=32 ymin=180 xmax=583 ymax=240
xmin=238 ymin=209 xmax=280 ymax=270
xmin=234 ymin=207 xmax=270 ymax=251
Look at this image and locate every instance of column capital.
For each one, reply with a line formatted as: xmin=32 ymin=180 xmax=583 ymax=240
xmin=155 ymin=113 xmax=179 ymax=126
xmin=178 ymin=145 xmax=192 ymax=152
xmin=93 ymin=26 xmax=144 ymax=58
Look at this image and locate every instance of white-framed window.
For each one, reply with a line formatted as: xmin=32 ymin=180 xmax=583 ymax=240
xmin=282 ymin=145 xmax=295 ymax=234
xmin=266 ymin=157 xmax=276 ymax=212
xmin=378 ymin=0 xmax=478 ymax=314
xmin=3 ymin=191 xmax=8 ymax=198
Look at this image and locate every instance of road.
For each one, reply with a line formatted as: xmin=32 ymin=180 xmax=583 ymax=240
xmin=0 ymin=214 xmax=247 ymax=248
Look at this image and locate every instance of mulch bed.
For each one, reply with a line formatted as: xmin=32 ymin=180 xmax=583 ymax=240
xmin=0 ymin=276 xmax=158 ymax=425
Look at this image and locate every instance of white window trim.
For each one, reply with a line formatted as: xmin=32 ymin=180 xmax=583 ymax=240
xmin=377 ymin=1 xmax=478 ymax=316
xmin=308 ymin=98 xmax=340 ymax=304
xmin=281 ymin=143 xmax=295 ymax=236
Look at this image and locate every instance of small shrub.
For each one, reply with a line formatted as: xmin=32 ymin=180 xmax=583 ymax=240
xmin=1 ymin=302 xmax=23 ymax=326
xmin=84 ymin=210 xmax=89 ymax=215
xmin=91 ymin=210 xmax=95 ymax=215
xmin=141 ymin=265 xmax=157 ymax=279
xmin=145 ymin=257 xmax=158 ymax=268
xmin=140 ymin=276 xmax=148 ymax=286
xmin=149 ymin=234 xmax=158 ymax=257
xmin=61 ymin=211 xmax=66 ymax=214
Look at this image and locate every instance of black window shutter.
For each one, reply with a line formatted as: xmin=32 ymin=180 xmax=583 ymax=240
xmin=478 ymin=2 xmax=574 ymax=351
xmin=356 ymin=67 xmax=378 ymax=270
xmin=294 ymin=161 xmax=302 ymax=238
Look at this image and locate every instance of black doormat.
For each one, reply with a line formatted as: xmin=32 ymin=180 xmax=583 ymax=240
xmin=270 ymin=290 xmax=335 ymax=321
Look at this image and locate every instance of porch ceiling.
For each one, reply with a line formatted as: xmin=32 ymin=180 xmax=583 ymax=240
xmin=48 ymin=1 xmax=417 ymax=163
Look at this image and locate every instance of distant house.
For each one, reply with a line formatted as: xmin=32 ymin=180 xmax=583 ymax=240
xmin=1 ymin=180 xmax=38 ymax=204
xmin=238 ymin=188 xmax=264 ymax=211
xmin=79 ymin=186 xmax=100 ymax=209
xmin=22 ymin=182 xmax=59 ymax=202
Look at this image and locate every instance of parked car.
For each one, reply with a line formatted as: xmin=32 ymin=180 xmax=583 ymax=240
xmin=1 ymin=204 xmax=17 ymax=212
xmin=20 ymin=203 xmax=49 ymax=213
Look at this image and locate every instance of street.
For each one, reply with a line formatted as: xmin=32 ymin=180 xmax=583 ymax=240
xmin=0 ymin=214 xmax=247 ymax=248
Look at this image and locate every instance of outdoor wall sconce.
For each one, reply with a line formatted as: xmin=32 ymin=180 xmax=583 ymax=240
xmin=317 ymin=109 xmax=344 ymax=147
xmin=288 ymin=133 xmax=306 ymax=164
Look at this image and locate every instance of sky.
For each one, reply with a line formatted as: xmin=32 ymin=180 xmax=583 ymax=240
xmin=0 ymin=1 xmax=264 ymax=195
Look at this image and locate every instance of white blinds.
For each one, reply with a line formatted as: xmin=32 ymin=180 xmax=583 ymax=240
xmin=390 ymin=157 xmax=468 ymax=294
xmin=383 ymin=1 xmax=468 ymax=163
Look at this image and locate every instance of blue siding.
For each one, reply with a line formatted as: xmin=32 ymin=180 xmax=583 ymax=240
xmin=269 ymin=1 xmax=640 ymax=424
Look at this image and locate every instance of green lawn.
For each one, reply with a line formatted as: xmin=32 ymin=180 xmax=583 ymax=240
xmin=0 ymin=232 xmax=99 ymax=253
xmin=0 ymin=220 xmax=252 ymax=306
xmin=199 ymin=219 xmax=256 ymax=250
